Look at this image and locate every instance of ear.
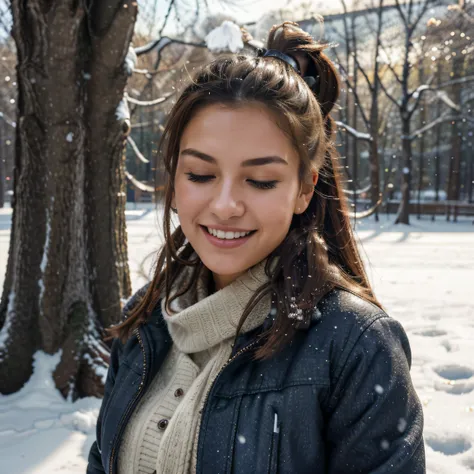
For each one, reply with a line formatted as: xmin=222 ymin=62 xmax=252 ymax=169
xmin=294 ymin=172 xmax=318 ymax=215
xmin=170 ymin=192 xmax=177 ymax=212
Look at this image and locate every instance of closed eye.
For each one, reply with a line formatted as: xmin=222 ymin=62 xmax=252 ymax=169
xmin=185 ymin=172 xmax=214 ymax=183
xmin=247 ymin=179 xmax=278 ymax=190
xmin=185 ymin=172 xmax=278 ymax=190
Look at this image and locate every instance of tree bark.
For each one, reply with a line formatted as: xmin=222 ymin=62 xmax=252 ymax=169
xmin=0 ymin=0 xmax=136 ymax=399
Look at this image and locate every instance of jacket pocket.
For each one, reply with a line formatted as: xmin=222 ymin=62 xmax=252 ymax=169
xmin=268 ymin=412 xmax=280 ymax=474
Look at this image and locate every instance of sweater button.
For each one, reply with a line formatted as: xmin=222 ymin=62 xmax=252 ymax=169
xmin=157 ymin=419 xmax=169 ymax=430
xmin=174 ymin=388 xmax=184 ymax=398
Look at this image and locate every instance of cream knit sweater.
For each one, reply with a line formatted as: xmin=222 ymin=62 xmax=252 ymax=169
xmin=118 ymin=260 xmax=270 ymax=474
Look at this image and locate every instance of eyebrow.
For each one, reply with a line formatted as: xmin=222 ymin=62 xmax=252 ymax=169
xmin=180 ymin=148 xmax=288 ymax=167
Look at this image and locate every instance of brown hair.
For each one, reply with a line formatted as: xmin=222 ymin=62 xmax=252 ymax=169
xmin=108 ymin=21 xmax=381 ymax=359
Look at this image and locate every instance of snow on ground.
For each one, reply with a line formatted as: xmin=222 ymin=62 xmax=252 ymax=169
xmin=0 ymin=204 xmax=473 ymax=473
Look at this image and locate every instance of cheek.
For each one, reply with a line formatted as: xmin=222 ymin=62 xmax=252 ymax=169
xmin=174 ymin=178 xmax=206 ymax=211
xmin=255 ymin=185 xmax=298 ymax=229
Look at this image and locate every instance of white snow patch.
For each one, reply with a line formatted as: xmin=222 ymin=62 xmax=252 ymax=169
xmin=82 ymin=353 xmax=107 ymax=386
xmin=38 ymin=207 xmax=52 ymax=308
xmin=205 ymin=21 xmax=244 ymax=53
xmin=0 ymin=350 xmax=101 ymax=473
xmin=66 ymin=132 xmax=74 ymax=142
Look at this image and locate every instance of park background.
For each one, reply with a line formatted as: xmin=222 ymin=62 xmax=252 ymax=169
xmin=0 ymin=0 xmax=473 ymax=472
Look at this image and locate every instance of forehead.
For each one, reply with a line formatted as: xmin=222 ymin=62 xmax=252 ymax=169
xmin=179 ymin=103 xmax=297 ymax=162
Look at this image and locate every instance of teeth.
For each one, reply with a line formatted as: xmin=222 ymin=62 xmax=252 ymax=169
xmin=206 ymin=227 xmax=252 ymax=240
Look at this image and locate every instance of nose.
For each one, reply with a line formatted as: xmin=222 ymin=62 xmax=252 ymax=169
xmin=209 ymin=180 xmax=244 ymax=220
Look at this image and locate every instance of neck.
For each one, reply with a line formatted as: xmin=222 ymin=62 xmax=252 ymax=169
xmin=212 ymin=271 xmax=245 ymax=291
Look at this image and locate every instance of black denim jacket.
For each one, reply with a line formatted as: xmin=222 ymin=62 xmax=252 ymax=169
xmin=87 ymin=287 xmax=425 ymax=474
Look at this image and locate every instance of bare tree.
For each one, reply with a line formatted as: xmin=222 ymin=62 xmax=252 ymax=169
xmin=377 ymin=0 xmax=442 ymax=224
xmin=0 ymin=0 xmax=137 ymax=399
xmin=329 ymin=0 xmax=386 ymax=220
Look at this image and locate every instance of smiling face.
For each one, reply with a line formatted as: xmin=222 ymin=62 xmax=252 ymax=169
xmin=173 ymin=102 xmax=316 ymax=290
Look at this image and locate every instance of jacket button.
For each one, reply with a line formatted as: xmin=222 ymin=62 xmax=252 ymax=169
xmin=157 ymin=419 xmax=169 ymax=430
xmin=174 ymin=388 xmax=184 ymax=397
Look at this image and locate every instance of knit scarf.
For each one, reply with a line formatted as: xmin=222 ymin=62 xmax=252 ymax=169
xmin=156 ymin=259 xmax=271 ymax=473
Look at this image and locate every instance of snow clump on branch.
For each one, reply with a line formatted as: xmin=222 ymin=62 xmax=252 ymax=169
xmin=124 ymin=45 xmax=137 ymax=76
xmin=205 ymin=21 xmax=244 ymax=54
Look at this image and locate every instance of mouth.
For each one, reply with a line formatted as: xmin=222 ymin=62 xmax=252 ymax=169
xmin=199 ymin=225 xmax=257 ymax=248
xmin=200 ymin=225 xmax=257 ymax=240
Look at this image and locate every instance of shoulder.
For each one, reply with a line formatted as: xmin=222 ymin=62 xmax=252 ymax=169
xmin=305 ymin=288 xmax=412 ymax=380
xmin=312 ymin=288 xmax=389 ymax=337
xmin=122 ymin=282 xmax=152 ymax=318
xmin=109 ymin=283 xmax=152 ymax=364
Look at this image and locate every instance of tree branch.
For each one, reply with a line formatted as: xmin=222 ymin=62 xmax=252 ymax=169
xmin=134 ymin=36 xmax=207 ymax=56
xmin=125 ymin=170 xmax=155 ymax=193
xmin=125 ymin=91 xmax=175 ymax=106
xmin=333 ymin=51 xmax=370 ymax=129
xmin=404 ymin=112 xmax=474 ymax=141
xmin=336 ymin=121 xmax=373 ymax=141
xmin=378 ymin=74 xmax=400 ymax=108
xmin=127 ymin=136 xmax=149 ymax=163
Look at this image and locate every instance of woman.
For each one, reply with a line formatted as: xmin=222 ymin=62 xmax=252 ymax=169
xmin=87 ymin=21 xmax=425 ymax=474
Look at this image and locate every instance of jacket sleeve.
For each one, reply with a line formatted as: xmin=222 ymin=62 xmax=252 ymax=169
xmin=86 ymin=284 xmax=150 ymax=474
xmin=324 ymin=315 xmax=426 ymax=474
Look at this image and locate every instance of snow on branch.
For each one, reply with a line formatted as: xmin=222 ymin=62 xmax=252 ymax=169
xmin=125 ymin=91 xmax=175 ymax=107
xmin=124 ymin=45 xmax=137 ymax=76
xmin=125 ymin=170 xmax=155 ymax=193
xmin=336 ymin=121 xmax=372 ymax=141
xmin=205 ymin=21 xmax=244 ymax=53
xmin=410 ymin=84 xmax=461 ymax=113
xmin=127 ymin=136 xmax=149 ymax=164
xmin=115 ymin=97 xmax=130 ymax=122
xmin=436 ymin=91 xmax=461 ymax=112
xmin=404 ymin=113 xmax=474 ymax=140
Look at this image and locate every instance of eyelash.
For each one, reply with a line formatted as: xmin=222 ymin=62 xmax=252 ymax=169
xmin=185 ymin=172 xmax=278 ymax=190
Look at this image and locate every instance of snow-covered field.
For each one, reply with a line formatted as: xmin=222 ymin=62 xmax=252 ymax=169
xmin=0 ymin=205 xmax=473 ymax=473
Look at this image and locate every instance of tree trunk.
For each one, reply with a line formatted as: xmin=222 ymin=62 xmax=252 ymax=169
xmin=369 ymin=111 xmax=380 ymax=222
xmin=0 ymin=0 xmax=136 ymax=399
xmin=446 ymin=56 xmax=464 ymax=215
xmin=395 ymin=117 xmax=412 ymax=225
xmin=0 ymin=118 xmax=4 ymax=208
xmin=432 ymin=62 xmax=442 ymax=221
xmin=416 ymin=66 xmax=425 ymax=220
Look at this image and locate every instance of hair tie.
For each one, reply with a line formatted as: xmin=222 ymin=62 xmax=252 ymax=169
xmin=258 ymin=48 xmax=319 ymax=95
xmin=260 ymin=49 xmax=301 ymax=75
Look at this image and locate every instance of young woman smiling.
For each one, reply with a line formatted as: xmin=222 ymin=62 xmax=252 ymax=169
xmin=87 ymin=21 xmax=425 ymax=474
